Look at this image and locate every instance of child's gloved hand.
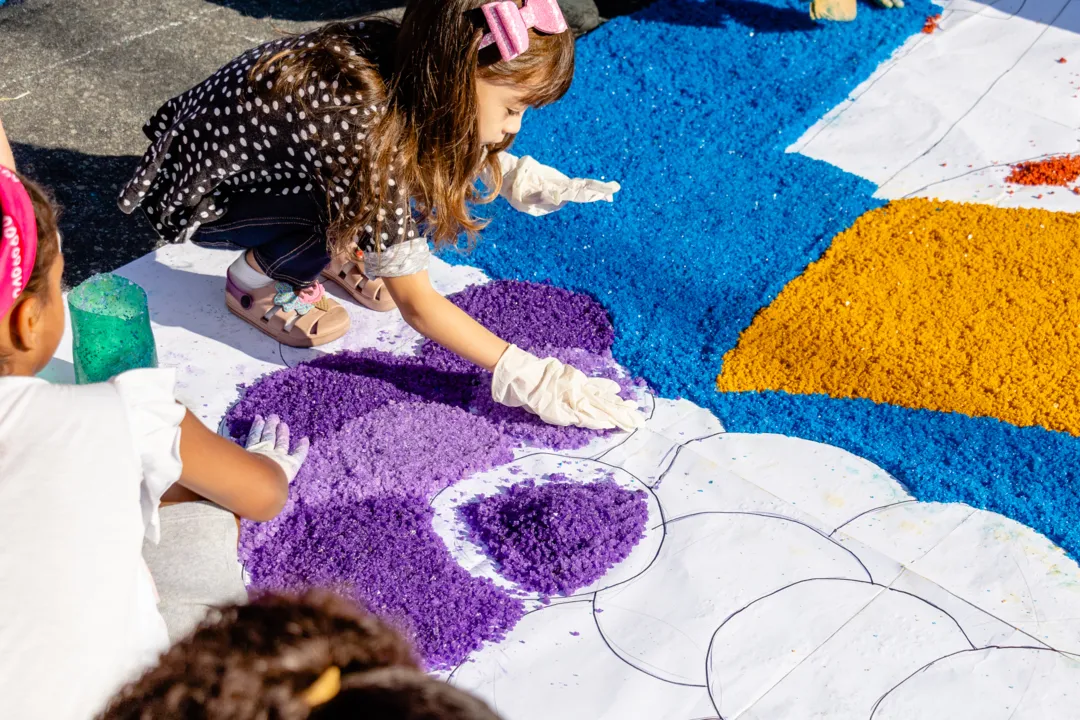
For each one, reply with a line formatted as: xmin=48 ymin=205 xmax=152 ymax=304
xmin=245 ymin=414 xmax=310 ymax=483
xmin=809 ymin=0 xmax=857 ymax=21
xmin=496 ymin=152 xmax=620 ymax=217
xmin=492 ymin=345 xmax=645 ymax=432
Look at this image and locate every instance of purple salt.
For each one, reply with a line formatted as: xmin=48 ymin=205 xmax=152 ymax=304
xmin=232 ymin=279 xmax=645 ymax=667
xmin=293 ymin=401 xmax=515 ymax=505
xmin=420 ymin=280 xmax=615 ymax=373
xmin=240 ymin=493 xmax=523 ymax=670
xmin=460 ymin=478 xmax=649 ymax=596
xmin=307 ymin=350 xmax=479 ymax=408
xmin=225 ymin=363 xmax=420 ymax=443
xmin=225 ymin=349 xmax=480 ymax=442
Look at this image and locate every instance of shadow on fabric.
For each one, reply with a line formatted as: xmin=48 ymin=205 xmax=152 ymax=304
xmin=637 ymin=0 xmax=820 ymax=33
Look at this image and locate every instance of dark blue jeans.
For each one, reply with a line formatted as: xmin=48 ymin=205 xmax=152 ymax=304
xmin=191 ymin=190 xmax=329 ymax=287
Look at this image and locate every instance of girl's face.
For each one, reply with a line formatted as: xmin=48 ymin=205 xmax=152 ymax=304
xmin=476 ymin=79 xmax=530 ymax=146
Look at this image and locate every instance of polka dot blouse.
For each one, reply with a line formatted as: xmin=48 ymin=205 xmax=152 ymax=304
xmin=118 ymin=26 xmax=424 ymax=273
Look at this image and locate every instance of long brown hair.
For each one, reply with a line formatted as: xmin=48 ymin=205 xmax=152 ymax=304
xmin=253 ymin=0 xmax=574 ymax=255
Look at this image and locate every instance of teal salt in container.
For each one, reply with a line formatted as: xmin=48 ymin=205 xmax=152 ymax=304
xmin=68 ymin=273 xmax=158 ymax=384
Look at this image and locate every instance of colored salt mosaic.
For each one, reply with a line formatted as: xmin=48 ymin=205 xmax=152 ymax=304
xmin=718 ymin=199 xmax=1080 ymax=436
xmin=293 ymin=401 xmax=516 ymax=505
xmin=240 ymin=493 xmax=524 ymax=670
xmin=419 ymin=279 xmax=615 ymax=374
xmin=236 ymin=279 xmax=645 ymax=667
xmin=460 ymin=477 xmax=649 ymax=596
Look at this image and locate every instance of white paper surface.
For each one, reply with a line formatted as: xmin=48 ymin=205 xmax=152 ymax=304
xmin=793 ymin=0 xmax=1080 ymax=210
xmin=41 ymin=241 xmax=1080 ymax=717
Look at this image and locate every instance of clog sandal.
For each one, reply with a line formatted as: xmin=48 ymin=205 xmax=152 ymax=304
xmin=225 ymin=274 xmax=350 ymax=348
xmin=321 ymin=252 xmax=396 ymax=312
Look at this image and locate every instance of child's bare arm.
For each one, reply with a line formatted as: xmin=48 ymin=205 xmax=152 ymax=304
xmin=384 ymin=271 xmax=510 ymax=372
xmin=176 ymin=410 xmax=291 ymax=522
xmin=382 ymin=272 xmax=644 ymax=431
xmin=0 ymin=118 xmax=16 ymax=171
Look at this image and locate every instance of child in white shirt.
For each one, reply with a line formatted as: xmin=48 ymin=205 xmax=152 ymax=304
xmin=0 ymin=122 xmax=310 ymax=720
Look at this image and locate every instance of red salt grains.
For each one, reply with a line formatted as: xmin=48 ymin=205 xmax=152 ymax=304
xmin=1006 ymin=155 xmax=1080 ymax=187
xmin=922 ymin=14 xmax=941 ymax=33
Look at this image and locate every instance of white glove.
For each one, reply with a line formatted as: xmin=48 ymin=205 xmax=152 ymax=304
xmin=492 ymin=151 xmax=621 ymax=217
xmin=245 ymin=414 xmax=310 ymax=483
xmin=492 ymin=345 xmax=645 ymax=432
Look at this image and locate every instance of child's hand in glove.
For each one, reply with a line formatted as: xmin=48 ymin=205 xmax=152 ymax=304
xmin=494 ymin=152 xmax=620 ymax=217
xmin=245 ymin=414 xmax=310 ymax=483
xmin=809 ymin=0 xmax=857 ymax=20
xmin=492 ymin=345 xmax=645 ymax=431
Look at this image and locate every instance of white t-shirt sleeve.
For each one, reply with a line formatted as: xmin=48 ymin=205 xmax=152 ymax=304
xmin=110 ymin=368 xmax=185 ymax=544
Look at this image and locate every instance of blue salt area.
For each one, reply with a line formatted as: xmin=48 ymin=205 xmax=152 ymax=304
xmin=713 ymin=391 xmax=1080 ymax=561
xmin=447 ymin=0 xmax=930 ymax=399
xmin=444 ymin=0 xmax=1080 ymax=562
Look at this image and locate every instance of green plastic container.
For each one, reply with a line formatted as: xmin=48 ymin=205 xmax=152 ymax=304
xmin=68 ymin=273 xmax=158 ymax=384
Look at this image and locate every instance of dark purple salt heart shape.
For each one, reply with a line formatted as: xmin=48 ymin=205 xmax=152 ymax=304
xmin=419 ymin=280 xmax=615 ymax=374
xmin=293 ymin=401 xmax=515 ymax=505
xmin=460 ymin=477 xmax=650 ymax=596
xmin=239 ymin=493 xmax=523 ymax=670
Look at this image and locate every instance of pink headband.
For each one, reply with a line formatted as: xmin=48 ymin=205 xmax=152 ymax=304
xmin=479 ymin=0 xmax=569 ymax=61
xmin=0 ymin=165 xmax=38 ymax=319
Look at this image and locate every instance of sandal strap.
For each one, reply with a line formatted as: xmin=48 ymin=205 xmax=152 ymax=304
xmin=228 ymin=274 xmax=336 ymax=326
xmin=339 ymin=261 xmax=381 ymax=300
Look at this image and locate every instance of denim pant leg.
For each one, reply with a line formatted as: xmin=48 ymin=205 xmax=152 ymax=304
xmin=190 ymin=191 xmax=330 ymax=287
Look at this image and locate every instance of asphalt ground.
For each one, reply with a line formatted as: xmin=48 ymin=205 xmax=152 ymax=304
xmin=0 ymin=0 xmax=651 ymax=285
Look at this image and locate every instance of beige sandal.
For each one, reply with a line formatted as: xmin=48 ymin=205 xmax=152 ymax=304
xmin=225 ymin=274 xmax=350 ymax=348
xmin=322 ymin=252 xmax=396 ymax=312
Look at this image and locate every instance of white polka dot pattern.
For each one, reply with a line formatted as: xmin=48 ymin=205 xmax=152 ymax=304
xmin=116 ymin=28 xmax=418 ymax=259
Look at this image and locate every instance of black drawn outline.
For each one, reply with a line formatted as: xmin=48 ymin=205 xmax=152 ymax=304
xmin=868 ymin=645 xmax=1080 ymax=718
xmin=702 ymin=576 xmax=977 ymax=719
xmin=441 ymin=421 xmax=1080 ymax=719
xmin=228 ymin=286 xmax=1080 ymax=719
xmin=875 ymin=0 xmax=1072 ymax=192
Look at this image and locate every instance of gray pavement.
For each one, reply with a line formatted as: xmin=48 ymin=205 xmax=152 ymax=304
xmin=1 ymin=0 xmax=390 ymax=283
xmin=0 ymin=0 xmax=649 ymax=284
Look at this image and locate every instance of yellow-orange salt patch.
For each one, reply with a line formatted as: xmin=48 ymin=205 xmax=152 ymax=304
xmin=717 ymin=199 xmax=1080 ymax=435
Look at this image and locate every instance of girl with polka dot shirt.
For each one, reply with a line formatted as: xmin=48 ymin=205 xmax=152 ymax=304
xmin=120 ymin=0 xmax=643 ymax=432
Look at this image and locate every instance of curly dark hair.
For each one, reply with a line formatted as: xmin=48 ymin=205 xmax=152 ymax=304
xmin=98 ymin=592 xmax=502 ymax=720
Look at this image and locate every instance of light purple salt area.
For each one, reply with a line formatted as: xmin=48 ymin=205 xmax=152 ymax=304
xmin=292 ymin=401 xmax=515 ymax=505
xmin=240 ymin=493 xmax=523 ymax=670
xmin=460 ymin=477 xmax=650 ymax=596
xmin=225 ymin=349 xmax=480 ymax=442
xmin=420 ymin=280 xmax=615 ymax=374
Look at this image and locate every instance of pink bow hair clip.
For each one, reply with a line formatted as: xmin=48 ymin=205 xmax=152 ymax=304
xmin=478 ymin=0 xmax=569 ymax=61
